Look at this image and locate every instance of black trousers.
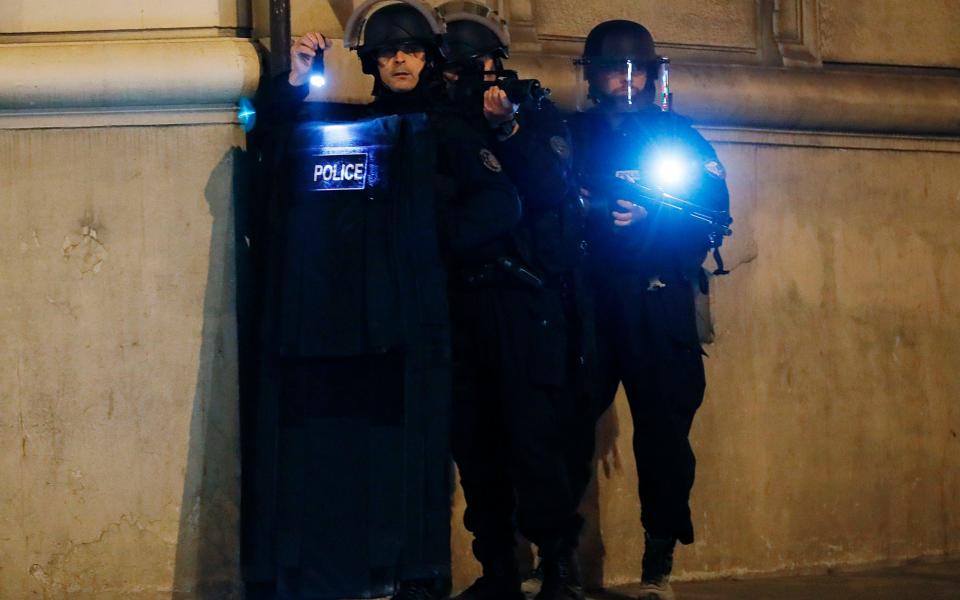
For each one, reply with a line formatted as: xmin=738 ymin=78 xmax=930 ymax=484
xmin=450 ymin=286 xmax=582 ymax=565
xmin=570 ymin=274 xmax=705 ymax=545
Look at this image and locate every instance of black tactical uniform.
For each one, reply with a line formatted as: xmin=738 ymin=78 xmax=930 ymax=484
xmin=447 ymin=96 xmax=585 ymax=566
xmin=570 ymin=104 xmax=729 ymax=534
xmin=246 ymin=3 xmax=518 ymax=599
xmin=567 ymin=19 xmax=730 ymax=598
xmin=435 ymin=4 xmax=587 ymax=600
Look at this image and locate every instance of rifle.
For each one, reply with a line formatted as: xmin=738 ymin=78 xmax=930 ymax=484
xmin=484 ymin=73 xmax=551 ymax=105
xmin=580 ymin=171 xmax=733 ymax=250
xmin=455 ymin=70 xmax=551 ymax=106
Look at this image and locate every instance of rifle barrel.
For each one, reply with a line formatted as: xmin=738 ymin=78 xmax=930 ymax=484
xmin=584 ymin=174 xmax=732 ymax=238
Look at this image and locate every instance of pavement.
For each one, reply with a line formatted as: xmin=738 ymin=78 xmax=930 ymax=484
xmin=589 ymin=559 xmax=960 ymax=600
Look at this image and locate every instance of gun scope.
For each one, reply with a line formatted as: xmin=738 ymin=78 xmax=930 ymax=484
xmin=487 ymin=78 xmax=551 ymax=104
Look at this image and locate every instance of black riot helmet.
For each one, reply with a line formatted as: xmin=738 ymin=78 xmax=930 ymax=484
xmin=344 ymin=0 xmax=447 ymax=76
xmin=437 ymin=1 xmax=510 ymax=68
xmin=576 ymin=20 xmax=660 ymax=109
xmin=582 ymin=20 xmax=657 ymax=66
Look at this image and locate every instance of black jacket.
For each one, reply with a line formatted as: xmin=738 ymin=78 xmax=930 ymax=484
xmin=569 ymin=105 xmax=730 ymax=282
xmin=493 ymin=98 xmax=584 ymax=279
xmin=439 ymin=90 xmax=585 ymax=280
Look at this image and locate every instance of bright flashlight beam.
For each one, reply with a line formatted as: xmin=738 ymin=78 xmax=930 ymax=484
xmin=652 ymin=155 xmax=688 ymax=189
xmin=310 ymin=74 xmax=327 ymax=88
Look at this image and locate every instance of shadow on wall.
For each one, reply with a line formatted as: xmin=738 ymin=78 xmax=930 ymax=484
xmin=171 ymin=146 xmax=253 ymax=599
xmin=516 ymin=405 xmax=621 ymax=590
xmin=578 ymin=407 xmax=622 ymax=590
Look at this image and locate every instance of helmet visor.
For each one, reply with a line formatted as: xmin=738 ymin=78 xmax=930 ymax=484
xmin=574 ymin=58 xmax=651 ymax=112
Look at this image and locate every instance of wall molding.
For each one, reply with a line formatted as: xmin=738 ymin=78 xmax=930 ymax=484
xmin=773 ymin=0 xmax=821 ymax=67
xmin=0 ymin=27 xmax=252 ymax=44
xmin=309 ymin=43 xmax=960 ymax=136
xmin=538 ymin=34 xmax=760 ymax=64
xmin=505 ymin=55 xmax=960 ymax=135
xmin=0 ymin=106 xmax=240 ymax=130
xmin=0 ymin=37 xmax=260 ymax=129
xmin=1 ymin=32 xmax=958 ymax=137
xmin=701 ymin=127 xmax=960 ymax=154
xmin=501 ymin=0 xmax=542 ymax=53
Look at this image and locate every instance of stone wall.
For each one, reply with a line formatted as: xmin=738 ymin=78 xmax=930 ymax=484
xmin=1 ymin=3 xmax=257 ymax=599
xmin=1 ymin=0 xmax=958 ymax=597
xmin=0 ymin=126 xmax=247 ymax=600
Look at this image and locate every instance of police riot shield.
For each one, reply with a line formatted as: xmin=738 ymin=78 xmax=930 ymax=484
xmin=278 ymin=114 xmax=449 ymax=356
xmin=248 ymin=112 xmax=451 ymax=598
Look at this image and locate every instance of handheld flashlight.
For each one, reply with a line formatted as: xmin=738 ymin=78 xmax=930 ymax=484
xmin=309 ymin=51 xmax=327 ymax=88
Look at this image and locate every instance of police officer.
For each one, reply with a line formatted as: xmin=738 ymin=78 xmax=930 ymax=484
xmin=435 ymin=3 xmax=587 ymax=600
xmin=568 ymin=20 xmax=730 ymax=600
xmin=283 ymin=1 xmax=444 ymax=115
xmin=255 ymin=2 xmax=519 ymax=599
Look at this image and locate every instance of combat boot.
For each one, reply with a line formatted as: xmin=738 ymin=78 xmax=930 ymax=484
xmin=535 ymin=549 xmax=584 ymax=600
xmin=452 ymin=555 xmax=524 ymax=600
xmin=521 ymin=560 xmax=543 ymax=596
xmin=636 ymin=533 xmax=676 ymax=600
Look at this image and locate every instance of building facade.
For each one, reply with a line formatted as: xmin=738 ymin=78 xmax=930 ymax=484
xmin=1 ymin=1 xmax=958 ymax=597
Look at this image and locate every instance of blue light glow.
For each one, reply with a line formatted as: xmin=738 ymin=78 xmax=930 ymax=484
xmin=317 ymin=123 xmax=360 ymax=146
xmin=237 ymin=97 xmax=257 ymax=133
xmin=310 ymin=74 xmax=327 ymax=88
xmin=652 ymin=154 xmax=688 ymax=189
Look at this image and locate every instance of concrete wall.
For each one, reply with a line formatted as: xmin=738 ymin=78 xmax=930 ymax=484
xmin=0 ymin=126 xmax=246 ymax=600
xmin=819 ymin=0 xmax=960 ymax=68
xmin=1 ymin=0 xmax=958 ymax=598
xmin=1 ymin=3 xmax=257 ymax=599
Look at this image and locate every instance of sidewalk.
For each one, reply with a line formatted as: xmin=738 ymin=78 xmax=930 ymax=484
xmin=591 ymin=559 xmax=960 ymax=600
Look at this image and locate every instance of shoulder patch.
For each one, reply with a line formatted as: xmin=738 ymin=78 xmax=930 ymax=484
xmin=480 ymin=148 xmax=503 ymax=173
xmin=549 ymin=135 xmax=571 ymax=159
xmin=704 ymin=160 xmax=726 ymax=180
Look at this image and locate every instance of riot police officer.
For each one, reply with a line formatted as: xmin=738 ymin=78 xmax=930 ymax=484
xmin=568 ymin=20 xmax=731 ymax=600
xmin=435 ymin=3 xmax=587 ymax=600
xmin=253 ymin=2 xmax=519 ymax=599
